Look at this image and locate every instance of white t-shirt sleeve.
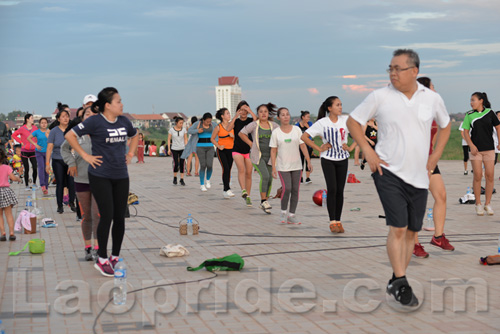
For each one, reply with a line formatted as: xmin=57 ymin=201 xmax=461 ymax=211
xmin=349 ymin=91 xmax=378 ymax=126
xmin=269 ymin=129 xmax=279 ymax=148
xmin=296 ymin=127 xmax=304 ymax=144
xmin=433 ymin=94 xmax=450 ymax=128
xmin=305 ymin=119 xmax=324 ymax=137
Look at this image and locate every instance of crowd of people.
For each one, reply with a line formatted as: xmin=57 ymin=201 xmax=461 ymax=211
xmin=0 ymin=49 xmax=498 ymax=308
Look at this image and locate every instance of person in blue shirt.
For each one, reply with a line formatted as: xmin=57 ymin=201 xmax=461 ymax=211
xmin=65 ymin=87 xmax=138 ymax=277
xmin=27 ymin=117 xmax=50 ymax=195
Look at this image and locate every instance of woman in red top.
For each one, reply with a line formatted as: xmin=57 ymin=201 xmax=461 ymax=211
xmin=211 ymin=108 xmax=238 ymax=199
xmin=413 ymin=77 xmax=454 ymax=259
xmin=12 ymin=114 xmax=38 ymax=189
xmin=136 ymin=133 xmax=144 ymax=163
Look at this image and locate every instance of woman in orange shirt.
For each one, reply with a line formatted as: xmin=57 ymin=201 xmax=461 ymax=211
xmin=211 ymin=108 xmax=239 ymax=199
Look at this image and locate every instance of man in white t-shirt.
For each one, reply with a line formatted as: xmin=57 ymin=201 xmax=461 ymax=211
xmin=347 ymin=49 xmax=451 ymax=307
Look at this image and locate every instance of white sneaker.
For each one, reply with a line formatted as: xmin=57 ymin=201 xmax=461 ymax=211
xmin=206 ymin=180 xmax=211 ymax=189
xmin=200 ymin=185 xmax=207 ymax=192
xmin=227 ymin=189 xmax=235 ymax=197
xmin=223 ymin=191 xmax=231 ymax=199
xmin=279 ymin=211 xmax=287 ymax=223
xmin=484 ymin=204 xmax=494 ymax=216
xmin=260 ymin=201 xmax=271 ymax=214
xmin=475 ymin=204 xmax=484 ymax=216
xmin=287 ymin=215 xmax=301 ymax=225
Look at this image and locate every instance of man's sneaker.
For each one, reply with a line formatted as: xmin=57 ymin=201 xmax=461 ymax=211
xmin=245 ymin=197 xmax=252 ymax=207
xmin=475 ymin=204 xmax=484 ymax=216
xmin=464 ymin=170 xmax=468 ymax=175
xmin=206 ymin=180 xmax=211 ymax=189
xmin=386 ymin=277 xmax=419 ymax=306
xmin=287 ymin=215 xmax=301 ymax=225
xmin=223 ymin=191 xmax=231 ymax=199
xmin=227 ymin=189 xmax=235 ymax=197
xmin=85 ymin=248 xmax=93 ymax=261
xmin=430 ymin=234 xmax=455 ymax=251
xmin=94 ymin=259 xmax=114 ymax=277
xmin=180 ymin=179 xmax=185 ymax=186
xmin=329 ymin=222 xmax=344 ymax=233
xmin=241 ymin=189 xmax=248 ymax=198
xmin=413 ymin=243 xmax=429 ymax=258
xmin=200 ymin=185 xmax=208 ymax=192
xmin=279 ymin=212 xmax=287 ymax=223
xmin=69 ymin=202 xmax=77 ymax=212
xmin=109 ymin=256 xmax=119 ymax=269
xmin=305 ymin=178 xmax=312 ymax=184
xmin=173 ymin=177 xmax=178 ymax=185
xmin=484 ymin=204 xmax=494 ymax=216
xmin=260 ymin=201 xmax=271 ymax=214
xmin=57 ymin=206 xmax=64 ymax=214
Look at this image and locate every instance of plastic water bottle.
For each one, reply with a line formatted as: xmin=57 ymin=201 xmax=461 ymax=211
xmin=423 ymin=208 xmax=435 ymax=231
xmin=0 ymin=319 xmax=5 ymax=334
xmin=25 ymin=196 xmax=32 ymax=211
xmin=113 ymin=259 xmax=127 ymax=305
xmin=322 ymin=191 xmax=327 ymax=207
xmin=31 ymin=186 xmax=37 ymax=201
xmin=498 ymin=234 xmax=500 ymax=254
xmin=187 ymin=214 xmax=193 ymax=235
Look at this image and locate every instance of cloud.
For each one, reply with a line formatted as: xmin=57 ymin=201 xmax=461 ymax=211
xmin=343 ymin=75 xmax=357 ymax=79
xmin=41 ymin=6 xmax=69 ymax=13
xmin=342 ymin=85 xmax=374 ymax=93
xmin=388 ymin=12 xmax=447 ymax=32
xmin=307 ymin=88 xmax=319 ymax=95
xmin=143 ymin=6 xmax=202 ymax=18
xmin=0 ymin=1 xmax=20 ymax=6
xmin=382 ymin=41 xmax=500 ymax=57
xmin=421 ymin=59 xmax=461 ymax=69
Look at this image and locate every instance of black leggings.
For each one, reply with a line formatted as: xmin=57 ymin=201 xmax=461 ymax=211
xmin=52 ymin=159 xmax=75 ymax=207
xmin=171 ymin=149 xmax=185 ymax=173
xmin=89 ymin=174 xmax=129 ymax=259
xmin=300 ymin=147 xmax=313 ymax=174
xmin=462 ymin=145 xmax=469 ymax=162
xmin=21 ymin=151 xmax=37 ymax=186
xmin=217 ymin=148 xmax=233 ymax=191
xmin=321 ymin=158 xmax=348 ymax=221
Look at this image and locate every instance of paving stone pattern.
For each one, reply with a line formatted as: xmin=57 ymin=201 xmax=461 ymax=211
xmin=0 ymin=158 xmax=499 ymax=333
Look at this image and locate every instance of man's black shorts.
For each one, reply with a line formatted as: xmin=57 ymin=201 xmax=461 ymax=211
xmin=372 ymin=169 xmax=428 ymax=231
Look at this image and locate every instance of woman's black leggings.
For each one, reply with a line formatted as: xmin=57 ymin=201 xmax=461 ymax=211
xmin=217 ymin=148 xmax=233 ymax=191
xmin=321 ymin=158 xmax=348 ymax=221
xmin=300 ymin=147 xmax=313 ymax=174
xmin=171 ymin=149 xmax=185 ymax=173
xmin=52 ymin=159 xmax=75 ymax=207
xmin=89 ymin=174 xmax=129 ymax=259
xmin=21 ymin=151 xmax=37 ymax=187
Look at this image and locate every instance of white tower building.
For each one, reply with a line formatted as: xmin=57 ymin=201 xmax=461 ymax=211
xmin=215 ymin=76 xmax=242 ymax=117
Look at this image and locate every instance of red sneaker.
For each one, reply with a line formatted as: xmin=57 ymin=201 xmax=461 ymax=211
xmin=94 ymin=259 xmax=114 ymax=277
xmin=413 ymin=243 xmax=429 ymax=258
xmin=430 ymin=233 xmax=455 ymax=251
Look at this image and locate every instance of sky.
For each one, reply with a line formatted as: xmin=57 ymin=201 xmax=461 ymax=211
xmin=1 ymin=0 xmax=499 ymax=117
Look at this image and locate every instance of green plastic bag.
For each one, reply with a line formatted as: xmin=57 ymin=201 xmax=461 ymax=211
xmin=9 ymin=239 xmax=45 ymax=256
xmin=187 ymin=253 xmax=244 ymax=272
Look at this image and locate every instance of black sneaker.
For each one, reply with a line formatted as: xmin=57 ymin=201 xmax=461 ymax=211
xmin=386 ymin=277 xmax=419 ymax=306
xmin=360 ymin=162 xmax=365 ymax=170
xmin=69 ymin=202 xmax=77 ymax=212
xmin=57 ymin=206 xmax=64 ymax=214
xmin=300 ymin=177 xmax=303 ymax=183
xmin=305 ymin=178 xmax=312 ymax=184
xmin=173 ymin=177 xmax=178 ymax=185
xmin=180 ymin=179 xmax=185 ymax=186
xmin=85 ymin=248 xmax=93 ymax=261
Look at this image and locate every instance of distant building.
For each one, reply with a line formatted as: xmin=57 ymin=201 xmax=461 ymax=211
xmin=216 ymin=76 xmax=242 ymax=117
xmin=130 ymin=114 xmax=166 ymax=129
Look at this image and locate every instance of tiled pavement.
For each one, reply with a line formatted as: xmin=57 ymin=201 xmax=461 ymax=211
xmin=1 ymin=157 xmax=499 ymax=334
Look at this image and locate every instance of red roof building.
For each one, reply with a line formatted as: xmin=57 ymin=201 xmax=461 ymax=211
xmin=218 ymin=76 xmax=239 ymax=86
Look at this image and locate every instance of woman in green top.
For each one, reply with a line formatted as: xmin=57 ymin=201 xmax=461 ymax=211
xmin=462 ymin=92 xmax=500 ymax=216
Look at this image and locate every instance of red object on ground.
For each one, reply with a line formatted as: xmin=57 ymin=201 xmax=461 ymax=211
xmin=312 ymin=189 xmax=327 ymax=206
